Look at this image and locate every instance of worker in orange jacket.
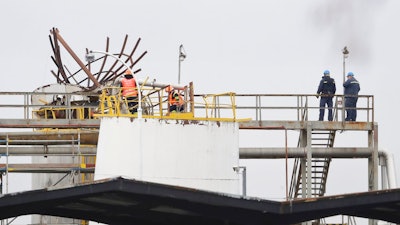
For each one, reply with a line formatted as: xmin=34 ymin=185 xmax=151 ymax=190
xmin=166 ymin=85 xmax=184 ymax=112
xmin=121 ymin=70 xmax=138 ymax=114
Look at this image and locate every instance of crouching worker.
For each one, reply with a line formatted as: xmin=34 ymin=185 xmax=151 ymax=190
xmin=121 ymin=70 xmax=138 ymax=114
xmin=167 ymin=85 xmax=184 ymax=113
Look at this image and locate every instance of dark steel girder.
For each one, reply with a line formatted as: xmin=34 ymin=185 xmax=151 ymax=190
xmin=0 ymin=177 xmax=399 ymax=224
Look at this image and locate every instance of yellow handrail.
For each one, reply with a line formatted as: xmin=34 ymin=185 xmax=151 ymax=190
xmin=95 ymin=87 xmax=245 ymax=121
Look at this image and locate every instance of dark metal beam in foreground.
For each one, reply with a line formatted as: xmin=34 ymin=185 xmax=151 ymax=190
xmin=0 ymin=177 xmax=399 ymax=225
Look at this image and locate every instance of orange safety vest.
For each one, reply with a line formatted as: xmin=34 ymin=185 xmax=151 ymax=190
xmin=121 ymin=78 xmax=138 ymax=97
xmin=168 ymin=91 xmax=184 ymax=105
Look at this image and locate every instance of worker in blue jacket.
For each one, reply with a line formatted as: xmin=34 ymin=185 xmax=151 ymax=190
xmin=343 ymin=71 xmax=360 ymax=121
xmin=317 ymin=70 xmax=336 ymax=121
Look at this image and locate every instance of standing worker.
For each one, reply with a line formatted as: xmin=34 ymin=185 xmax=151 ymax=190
xmin=316 ymin=70 xmax=336 ymax=121
xmin=343 ymin=71 xmax=360 ymax=121
xmin=121 ymin=70 xmax=138 ymax=114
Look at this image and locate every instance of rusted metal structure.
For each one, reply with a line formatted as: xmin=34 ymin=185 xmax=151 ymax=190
xmin=30 ymin=28 xmax=149 ymax=121
xmin=49 ymin=27 xmax=147 ymax=90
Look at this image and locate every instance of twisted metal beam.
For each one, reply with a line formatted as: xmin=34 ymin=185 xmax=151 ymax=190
xmin=48 ymin=28 xmax=146 ymax=90
xmin=51 ymin=28 xmax=100 ymax=88
xmin=49 ymin=28 xmax=69 ymax=83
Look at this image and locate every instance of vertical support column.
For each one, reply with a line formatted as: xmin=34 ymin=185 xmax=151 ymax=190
xmin=242 ymin=167 xmax=247 ymax=196
xmin=368 ymin=123 xmax=379 ymax=191
xmin=380 ymin=156 xmax=388 ymax=190
xmin=5 ymin=134 xmax=8 ymax=194
xmin=301 ymin=124 xmax=313 ymax=225
xmin=306 ymin=125 xmax=312 ymax=198
xmin=368 ymin=123 xmax=379 ymax=225
xmin=189 ymin=82 xmax=195 ymax=114
xmin=299 ymin=129 xmax=307 ymax=198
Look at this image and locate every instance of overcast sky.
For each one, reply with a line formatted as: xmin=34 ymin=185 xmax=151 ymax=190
xmin=1 ymin=0 xmax=400 ymax=223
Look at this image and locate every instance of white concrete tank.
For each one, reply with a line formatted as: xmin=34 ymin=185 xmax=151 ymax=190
xmin=94 ymin=117 xmax=241 ymax=194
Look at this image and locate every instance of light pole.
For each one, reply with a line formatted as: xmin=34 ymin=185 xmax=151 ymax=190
xmin=342 ymin=46 xmax=349 ymax=122
xmin=85 ymin=50 xmax=142 ymax=119
xmin=178 ymin=44 xmax=186 ymax=84
xmin=342 ymin=46 xmax=349 ymax=85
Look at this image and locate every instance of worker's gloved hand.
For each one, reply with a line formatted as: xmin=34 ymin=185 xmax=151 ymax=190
xmin=316 ymin=94 xmax=319 ymax=99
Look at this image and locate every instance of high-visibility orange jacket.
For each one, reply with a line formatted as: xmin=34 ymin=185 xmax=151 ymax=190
xmin=168 ymin=91 xmax=184 ymax=105
xmin=121 ymin=78 xmax=138 ymax=97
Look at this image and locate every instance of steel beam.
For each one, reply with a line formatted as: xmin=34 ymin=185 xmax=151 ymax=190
xmin=0 ymin=163 xmax=94 ymax=173
xmin=0 ymin=146 xmax=96 ymax=155
xmin=0 ymin=119 xmax=100 ymax=129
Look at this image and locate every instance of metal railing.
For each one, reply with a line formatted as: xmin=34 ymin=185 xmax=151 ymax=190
xmin=205 ymin=94 xmax=374 ymax=123
xmin=0 ymin=92 xmax=374 ymax=123
xmin=0 ymin=91 xmax=99 ymax=120
xmin=0 ymin=84 xmax=241 ymax=122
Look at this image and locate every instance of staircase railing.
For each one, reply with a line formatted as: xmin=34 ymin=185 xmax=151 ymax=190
xmin=289 ymin=97 xmax=340 ymax=199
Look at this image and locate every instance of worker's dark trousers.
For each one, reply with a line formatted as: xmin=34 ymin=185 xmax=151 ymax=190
xmin=169 ymin=104 xmax=184 ymax=112
xmin=345 ymin=97 xmax=358 ymax=121
xmin=126 ymin=96 xmax=138 ymax=114
xmin=319 ymin=97 xmax=333 ymax=121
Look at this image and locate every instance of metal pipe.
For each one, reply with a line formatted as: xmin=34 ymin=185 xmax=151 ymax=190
xmin=240 ymin=147 xmax=397 ymax=188
xmin=379 ymin=148 xmax=397 ymax=189
xmin=240 ymin=147 xmax=373 ymax=158
xmin=138 ymin=80 xmax=185 ymax=90
xmin=240 ymin=147 xmax=397 ymax=161
xmin=233 ymin=166 xmax=247 ymax=196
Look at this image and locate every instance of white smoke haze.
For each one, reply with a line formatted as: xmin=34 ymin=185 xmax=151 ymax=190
xmin=311 ymin=0 xmax=387 ymax=63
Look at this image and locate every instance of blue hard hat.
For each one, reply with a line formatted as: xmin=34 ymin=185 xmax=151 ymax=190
xmin=323 ymin=70 xmax=330 ymax=75
xmin=347 ymin=71 xmax=354 ymax=76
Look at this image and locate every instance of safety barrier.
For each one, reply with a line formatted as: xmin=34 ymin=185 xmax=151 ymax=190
xmin=0 ymin=92 xmax=373 ymax=123
xmin=222 ymin=94 xmax=374 ymax=123
xmin=95 ymin=85 xmax=244 ymax=121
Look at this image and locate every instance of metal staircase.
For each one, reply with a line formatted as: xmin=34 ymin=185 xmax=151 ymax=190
xmin=289 ymin=99 xmax=338 ymax=199
xmin=290 ymin=130 xmax=336 ymax=199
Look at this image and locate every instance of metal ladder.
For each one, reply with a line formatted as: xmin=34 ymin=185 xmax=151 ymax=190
xmin=290 ymin=129 xmax=336 ymax=199
xmin=289 ymin=97 xmax=339 ymax=199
